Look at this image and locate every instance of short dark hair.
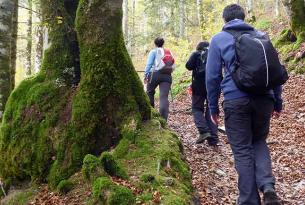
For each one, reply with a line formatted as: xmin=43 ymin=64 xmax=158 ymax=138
xmin=222 ymin=4 xmax=245 ymax=23
xmin=196 ymin=41 xmax=209 ymax=51
xmin=154 ymin=37 xmax=164 ymax=47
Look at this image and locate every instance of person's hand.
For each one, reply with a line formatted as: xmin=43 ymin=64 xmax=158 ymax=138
xmin=272 ymin=111 xmax=281 ymax=119
xmin=144 ymin=77 xmax=148 ymax=84
xmin=211 ymin=114 xmax=219 ymax=125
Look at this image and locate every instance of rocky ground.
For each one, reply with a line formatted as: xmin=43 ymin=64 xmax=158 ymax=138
xmin=168 ymin=75 xmax=305 ymax=205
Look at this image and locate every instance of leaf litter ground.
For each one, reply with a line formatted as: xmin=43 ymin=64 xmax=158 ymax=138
xmin=167 ymin=75 xmax=305 ymax=205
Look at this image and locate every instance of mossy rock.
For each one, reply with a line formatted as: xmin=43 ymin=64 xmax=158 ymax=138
xmin=100 ymin=152 xmax=128 ymax=180
xmin=82 ymin=154 xmax=107 ymax=182
xmin=140 ymin=174 xmax=155 ymax=183
xmin=92 ymin=177 xmax=135 ymax=205
xmin=57 ymin=179 xmax=74 ymax=194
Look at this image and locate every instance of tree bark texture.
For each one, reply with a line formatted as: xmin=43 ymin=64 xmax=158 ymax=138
xmin=10 ymin=0 xmax=18 ymax=89
xmin=25 ymin=0 xmax=33 ymax=76
xmin=282 ymin=0 xmax=305 ymax=39
xmin=0 ymin=0 xmax=151 ymax=188
xmin=0 ymin=0 xmax=14 ymax=120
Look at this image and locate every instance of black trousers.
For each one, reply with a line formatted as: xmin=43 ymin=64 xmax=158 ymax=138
xmin=192 ymin=94 xmax=219 ymax=145
xmin=146 ymin=72 xmax=172 ymax=121
xmin=223 ymin=96 xmax=275 ymax=205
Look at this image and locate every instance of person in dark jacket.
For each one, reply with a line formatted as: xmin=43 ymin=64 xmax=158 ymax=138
xmin=186 ymin=41 xmax=219 ymax=146
xmin=206 ymin=4 xmax=282 ymax=205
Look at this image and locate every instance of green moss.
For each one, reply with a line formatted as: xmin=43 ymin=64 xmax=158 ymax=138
xmin=1 ymin=187 xmax=38 ymax=205
xmin=57 ymin=179 xmax=74 ymax=194
xmin=100 ymin=152 xmax=128 ymax=180
xmin=108 ymin=186 xmax=135 ymax=205
xmin=92 ymin=177 xmax=113 ymax=203
xmin=92 ymin=177 xmax=135 ymax=205
xmin=82 ymin=154 xmax=106 ymax=182
xmin=113 ymin=120 xmax=194 ymax=204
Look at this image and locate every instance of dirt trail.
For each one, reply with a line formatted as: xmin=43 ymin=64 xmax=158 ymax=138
xmin=168 ymin=75 xmax=305 ymax=205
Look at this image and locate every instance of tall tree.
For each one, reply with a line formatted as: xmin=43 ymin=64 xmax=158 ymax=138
xmin=123 ymin=0 xmax=129 ymax=44
xmin=179 ymin=0 xmax=186 ymax=38
xmin=25 ymin=0 xmax=33 ymax=76
xmin=0 ymin=0 xmax=150 ymax=188
xmin=0 ymin=0 xmax=15 ymax=120
xmin=282 ymin=0 xmax=305 ymax=40
xmin=10 ymin=0 xmax=18 ymax=89
xmin=275 ymin=0 xmax=280 ymax=17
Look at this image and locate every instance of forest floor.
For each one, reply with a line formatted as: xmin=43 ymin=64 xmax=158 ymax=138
xmin=168 ymin=74 xmax=305 ymax=205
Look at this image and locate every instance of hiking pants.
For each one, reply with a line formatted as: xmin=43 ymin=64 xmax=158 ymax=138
xmin=192 ymin=95 xmax=218 ymax=145
xmin=223 ymin=96 xmax=275 ymax=205
xmin=146 ymin=72 xmax=172 ymax=121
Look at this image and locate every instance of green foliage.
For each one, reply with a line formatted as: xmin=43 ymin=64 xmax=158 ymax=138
xmin=57 ymin=179 xmax=74 ymax=194
xmin=100 ymin=152 xmax=128 ymax=180
xmin=254 ymin=19 xmax=272 ymax=30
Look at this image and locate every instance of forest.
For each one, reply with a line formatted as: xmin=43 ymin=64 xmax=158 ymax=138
xmin=0 ymin=0 xmax=304 ymax=204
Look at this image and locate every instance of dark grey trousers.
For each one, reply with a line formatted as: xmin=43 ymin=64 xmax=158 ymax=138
xmin=223 ymin=96 xmax=275 ymax=205
xmin=146 ymin=72 xmax=172 ymax=121
xmin=192 ymin=95 xmax=219 ymax=145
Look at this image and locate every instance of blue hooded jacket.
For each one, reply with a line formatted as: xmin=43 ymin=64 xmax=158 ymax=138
xmin=206 ymin=19 xmax=283 ymax=115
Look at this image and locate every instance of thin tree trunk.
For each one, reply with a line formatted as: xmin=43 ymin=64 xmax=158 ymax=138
xmin=196 ymin=0 xmax=202 ymax=26
xmin=34 ymin=4 xmax=43 ymax=73
xmin=10 ymin=0 xmax=18 ymax=89
xmin=0 ymin=0 xmax=14 ymax=120
xmin=25 ymin=0 xmax=33 ymax=76
xmin=123 ymin=0 xmax=128 ymax=45
xmin=179 ymin=0 xmax=186 ymax=38
xmin=247 ymin=0 xmax=253 ymax=14
xmin=275 ymin=0 xmax=280 ymax=17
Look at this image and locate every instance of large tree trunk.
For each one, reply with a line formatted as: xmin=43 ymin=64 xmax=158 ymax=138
xmin=282 ymin=0 xmax=305 ymax=40
xmin=0 ymin=0 xmax=14 ymax=120
xmin=275 ymin=0 xmax=280 ymax=17
xmin=0 ymin=0 xmax=151 ymax=188
xmin=25 ymin=0 xmax=33 ymax=76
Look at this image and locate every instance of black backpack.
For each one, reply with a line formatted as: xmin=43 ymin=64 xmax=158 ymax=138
xmin=223 ymin=29 xmax=289 ymax=94
xmin=194 ymin=49 xmax=208 ymax=77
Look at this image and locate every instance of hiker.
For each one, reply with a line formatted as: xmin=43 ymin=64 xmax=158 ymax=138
xmin=206 ymin=4 xmax=288 ymax=205
xmin=144 ymin=37 xmax=175 ymax=121
xmin=185 ymin=41 xmax=219 ymax=146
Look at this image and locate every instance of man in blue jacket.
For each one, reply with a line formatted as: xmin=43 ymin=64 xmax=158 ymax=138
xmin=206 ymin=4 xmax=282 ymax=205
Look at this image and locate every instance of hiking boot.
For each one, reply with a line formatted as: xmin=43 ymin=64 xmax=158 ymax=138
xmin=196 ymin=133 xmax=211 ymax=144
xmin=263 ymin=191 xmax=281 ymax=205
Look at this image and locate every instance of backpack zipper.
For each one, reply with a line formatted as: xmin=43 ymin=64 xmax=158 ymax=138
xmin=254 ymin=38 xmax=269 ymax=87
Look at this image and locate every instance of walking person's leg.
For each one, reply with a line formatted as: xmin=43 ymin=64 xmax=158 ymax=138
xmin=146 ymin=73 xmax=158 ymax=107
xmin=224 ymin=97 xmax=261 ymax=205
xmin=204 ymin=99 xmax=219 ymax=146
xmin=192 ymin=95 xmax=212 ymax=144
xmin=252 ymin=97 xmax=281 ymax=205
xmin=159 ymin=82 xmax=171 ymax=121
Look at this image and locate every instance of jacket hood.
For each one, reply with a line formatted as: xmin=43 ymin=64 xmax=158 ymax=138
xmin=223 ymin=19 xmax=254 ymax=31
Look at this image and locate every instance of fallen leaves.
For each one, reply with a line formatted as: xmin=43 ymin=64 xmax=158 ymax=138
xmin=168 ymin=74 xmax=305 ymax=205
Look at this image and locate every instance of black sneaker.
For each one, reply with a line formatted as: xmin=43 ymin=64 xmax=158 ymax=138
xmin=196 ymin=133 xmax=211 ymax=144
xmin=263 ymin=191 xmax=281 ymax=205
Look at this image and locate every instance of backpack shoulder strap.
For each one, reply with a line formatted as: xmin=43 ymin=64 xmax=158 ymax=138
xmin=223 ymin=29 xmax=257 ymax=40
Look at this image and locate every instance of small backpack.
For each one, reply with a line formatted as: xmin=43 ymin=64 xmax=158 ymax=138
xmin=154 ymin=48 xmax=175 ymax=74
xmin=223 ymin=29 xmax=289 ymax=94
xmin=196 ymin=48 xmax=208 ymax=74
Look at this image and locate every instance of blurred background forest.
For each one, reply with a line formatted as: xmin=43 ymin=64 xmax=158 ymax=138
xmin=16 ymin=0 xmax=292 ymax=87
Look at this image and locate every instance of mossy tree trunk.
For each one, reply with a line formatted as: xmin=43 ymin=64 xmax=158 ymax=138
xmin=0 ymin=0 xmax=15 ymax=120
xmin=0 ymin=0 xmax=151 ymax=188
xmin=282 ymin=0 xmax=305 ymax=41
